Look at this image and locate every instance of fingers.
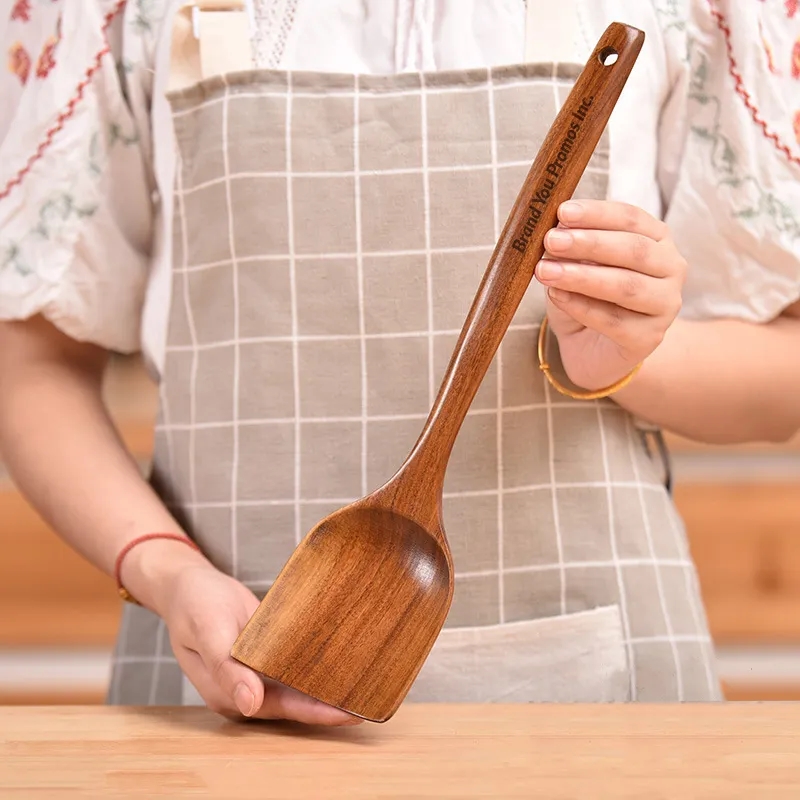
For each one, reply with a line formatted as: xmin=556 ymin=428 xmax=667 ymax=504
xmin=166 ymin=571 xmax=362 ymax=727
xmin=534 ymin=200 xmax=685 ymax=390
xmin=255 ymin=679 xmax=363 ymax=726
xmin=546 ymin=288 xmax=666 ymax=357
xmin=177 ymin=646 xmax=245 ymax=719
xmin=179 ymin=640 xmax=359 ymax=725
xmin=557 ymin=198 xmax=668 ymax=241
xmin=194 ymin=622 xmax=266 ymax=717
xmin=187 ymin=621 xmax=360 ymax=725
xmin=535 ymin=259 xmax=679 ymax=317
xmin=543 ymin=226 xmax=679 ymax=279
xmin=546 ymin=199 xmax=687 ymax=283
xmin=536 ymin=200 xmax=686 ymax=347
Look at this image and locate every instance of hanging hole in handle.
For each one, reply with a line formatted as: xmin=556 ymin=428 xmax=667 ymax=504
xmin=598 ymin=46 xmax=618 ymax=66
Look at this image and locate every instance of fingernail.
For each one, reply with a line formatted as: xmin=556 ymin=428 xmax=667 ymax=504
xmin=560 ymin=201 xmax=582 ymax=222
xmin=548 ymin=287 xmax=570 ymax=303
xmin=234 ymin=683 xmax=256 ymax=716
xmin=547 ymin=230 xmax=572 ymax=251
xmin=537 ymin=261 xmax=563 ymax=282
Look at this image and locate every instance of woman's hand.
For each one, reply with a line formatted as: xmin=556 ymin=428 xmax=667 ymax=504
xmin=534 ymin=199 xmax=686 ymax=391
xmin=127 ymin=542 xmax=361 ymax=726
xmin=0 ymin=318 xmax=356 ymax=725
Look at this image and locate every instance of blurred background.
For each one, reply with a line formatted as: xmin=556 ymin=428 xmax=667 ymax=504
xmin=1 ymin=352 xmax=798 ymax=705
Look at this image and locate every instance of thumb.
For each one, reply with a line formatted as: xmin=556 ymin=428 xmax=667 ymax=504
xmin=544 ymin=292 xmax=583 ymax=337
xmin=199 ymin=628 xmax=266 ymax=717
xmin=225 ymin=657 xmax=266 ymax=718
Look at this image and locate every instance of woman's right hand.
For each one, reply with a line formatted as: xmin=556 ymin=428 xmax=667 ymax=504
xmin=126 ymin=541 xmax=362 ymax=726
xmin=0 ymin=317 xmax=359 ymax=726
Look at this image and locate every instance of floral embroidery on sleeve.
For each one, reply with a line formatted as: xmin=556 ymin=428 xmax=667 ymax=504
xmin=711 ymin=0 xmax=800 ymax=167
xmin=758 ymin=16 xmax=780 ymax=73
xmin=682 ymin=4 xmax=800 ymax=239
xmin=8 ymin=0 xmax=61 ymax=83
xmin=756 ymin=0 xmax=800 ymax=141
xmin=35 ymin=22 xmax=61 ymax=79
xmin=654 ymin=0 xmax=687 ymax=33
xmin=7 ymin=43 xmax=31 ymax=84
xmin=789 ymin=13 xmax=799 ymax=143
xmin=2 ymin=0 xmax=141 ymax=265
xmin=10 ymin=0 xmax=32 ymax=22
xmin=0 ymin=0 xmax=160 ymax=354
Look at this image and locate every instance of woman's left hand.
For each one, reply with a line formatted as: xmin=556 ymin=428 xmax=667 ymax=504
xmin=535 ymin=199 xmax=686 ymax=392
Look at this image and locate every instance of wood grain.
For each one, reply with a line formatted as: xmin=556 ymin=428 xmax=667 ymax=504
xmin=230 ymin=23 xmax=645 ymax=723
xmin=4 ymin=680 xmax=800 ymax=706
xmin=2 ymin=704 xmax=800 ymax=798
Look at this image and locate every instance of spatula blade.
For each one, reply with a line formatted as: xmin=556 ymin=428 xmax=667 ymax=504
xmin=230 ymin=505 xmax=453 ymax=722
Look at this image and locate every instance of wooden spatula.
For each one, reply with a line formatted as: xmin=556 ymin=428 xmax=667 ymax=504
xmin=231 ymin=21 xmax=645 ymax=723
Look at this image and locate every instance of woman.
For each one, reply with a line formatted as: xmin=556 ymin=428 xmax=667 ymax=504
xmin=1 ymin=0 xmax=798 ymax=725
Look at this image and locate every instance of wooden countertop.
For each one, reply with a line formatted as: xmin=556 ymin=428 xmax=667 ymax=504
xmin=2 ymin=704 xmax=800 ymax=798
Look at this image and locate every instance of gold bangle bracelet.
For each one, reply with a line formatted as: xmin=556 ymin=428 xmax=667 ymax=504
xmin=537 ymin=316 xmax=642 ymax=401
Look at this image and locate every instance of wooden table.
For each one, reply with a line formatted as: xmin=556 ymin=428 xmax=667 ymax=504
xmin=2 ymin=704 xmax=800 ymax=798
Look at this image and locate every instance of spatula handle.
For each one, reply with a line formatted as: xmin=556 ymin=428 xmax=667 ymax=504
xmin=387 ymin=22 xmax=644 ymax=518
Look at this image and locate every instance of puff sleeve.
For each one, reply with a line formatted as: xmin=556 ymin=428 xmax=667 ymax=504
xmin=0 ymin=0 xmax=160 ymax=353
xmin=658 ymin=0 xmax=800 ymax=322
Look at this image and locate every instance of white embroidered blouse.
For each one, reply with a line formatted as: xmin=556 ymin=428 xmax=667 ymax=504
xmin=1 ymin=0 xmax=799 ymax=378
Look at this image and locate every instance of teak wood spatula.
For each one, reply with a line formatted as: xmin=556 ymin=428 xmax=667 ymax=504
xmin=231 ymin=21 xmax=645 ymax=723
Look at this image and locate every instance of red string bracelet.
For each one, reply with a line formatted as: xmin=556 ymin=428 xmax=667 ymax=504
xmin=114 ymin=532 xmax=201 ymax=605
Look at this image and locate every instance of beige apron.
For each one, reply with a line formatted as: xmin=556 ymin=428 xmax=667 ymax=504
xmin=106 ymin=22 xmax=722 ymax=707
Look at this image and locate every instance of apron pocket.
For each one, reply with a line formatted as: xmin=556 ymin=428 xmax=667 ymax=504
xmin=405 ymin=604 xmax=631 ymax=703
xmin=180 ymin=604 xmax=630 ymax=707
